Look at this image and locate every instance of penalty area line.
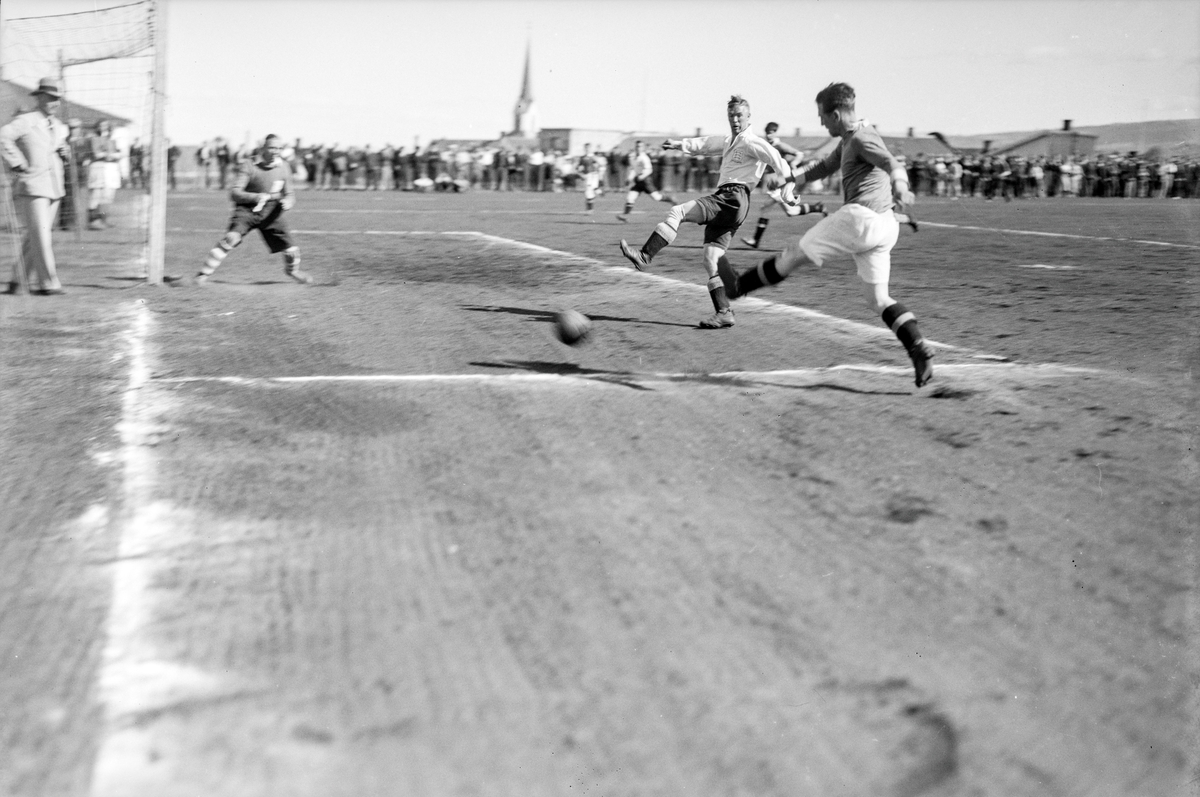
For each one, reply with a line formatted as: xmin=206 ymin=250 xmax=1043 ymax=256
xmin=919 ymin=221 xmax=1200 ymax=250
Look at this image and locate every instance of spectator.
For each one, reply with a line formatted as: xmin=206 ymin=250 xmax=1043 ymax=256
xmin=196 ymin=138 xmax=213 ymax=188
xmin=0 ymin=77 xmax=69 ymax=294
xmin=86 ymin=120 xmax=121 ymax=229
xmin=216 ymin=138 xmax=233 ymax=189
xmin=364 ymin=144 xmax=382 ymax=190
xmin=167 ymin=139 xmax=180 ymax=190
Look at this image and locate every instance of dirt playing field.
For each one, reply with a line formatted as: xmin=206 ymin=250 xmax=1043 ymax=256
xmin=1 ymin=187 xmax=1197 ymax=797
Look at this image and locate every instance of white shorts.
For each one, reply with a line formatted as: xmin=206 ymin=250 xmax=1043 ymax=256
xmin=798 ymin=203 xmax=900 ymax=284
xmin=88 ymin=161 xmax=121 ymax=191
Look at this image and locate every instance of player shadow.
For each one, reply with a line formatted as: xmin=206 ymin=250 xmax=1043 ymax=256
xmin=468 ymin=360 xmax=654 ymax=391
xmin=751 ymin=379 xmax=912 ymax=397
xmin=460 ymin=304 xmax=694 ymax=329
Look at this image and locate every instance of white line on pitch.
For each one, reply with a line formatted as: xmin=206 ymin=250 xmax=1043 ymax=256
xmin=918 ymin=221 xmax=1199 ymax=250
xmin=89 ymin=301 xmax=222 ymax=796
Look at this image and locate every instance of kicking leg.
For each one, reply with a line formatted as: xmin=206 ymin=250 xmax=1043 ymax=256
xmin=865 ymin=282 xmax=934 ymax=387
xmin=720 ymin=238 xmax=814 ymax=299
xmin=619 ymin=199 xmax=701 ymax=271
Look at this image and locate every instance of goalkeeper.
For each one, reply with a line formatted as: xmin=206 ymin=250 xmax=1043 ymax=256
xmin=618 ymin=95 xmax=795 ymax=329
xmin=189 ymin=134 xmax=311 ymax=286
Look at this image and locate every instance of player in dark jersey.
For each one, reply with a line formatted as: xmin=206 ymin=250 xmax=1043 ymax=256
xmin=577 ymin=143 xmax=603 ymax=212
xmin=187 ymin=134 xmax=311 ymax=286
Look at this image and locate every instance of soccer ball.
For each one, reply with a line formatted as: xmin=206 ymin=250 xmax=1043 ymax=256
xmin=554 ymin=309 xmax=592 ymax=346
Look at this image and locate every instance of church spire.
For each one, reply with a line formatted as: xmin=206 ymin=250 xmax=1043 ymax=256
xmin=512 ymin=40 xmax=539 ymax=137
xmin=519 ymin=40 xmax=533 ymax=104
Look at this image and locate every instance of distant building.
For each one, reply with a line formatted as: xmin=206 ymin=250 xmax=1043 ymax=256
xmin=0 ymin=77 xmax=129 ymax=130
xmin=991 ymin=121 xmax=1098 ymax=159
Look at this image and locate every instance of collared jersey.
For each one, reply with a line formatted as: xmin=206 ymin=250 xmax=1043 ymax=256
xmin=802 ymin=121 xmax=901 ymax=214
xmin=231 ymin=157 xmax=295 ymax=208
xmin=676 ymin=130 xmax=790 ymax=190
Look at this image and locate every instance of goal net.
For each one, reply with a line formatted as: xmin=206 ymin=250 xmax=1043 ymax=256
xmin=1 ymin=0 xmax=167 ymax=284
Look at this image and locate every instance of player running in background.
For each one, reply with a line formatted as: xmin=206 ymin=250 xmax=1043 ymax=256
xmin=615 ymin=140 xmax=674 ymax=222
xmin=618 ymin=95 xmax=795 ymax=328
xmin=718 ymin=83 xmax=935 ymax=387
xmin=577 ymin=142 xmax=603 ymax=212
xmin=741 ymin=121 xmax=826 ymax=249
xmin=187 ymin=134 xmax=312 ymax=286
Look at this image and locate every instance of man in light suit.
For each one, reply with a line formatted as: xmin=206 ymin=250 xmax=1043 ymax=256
xmin=0 ymin=77 xmax=69 ymax=294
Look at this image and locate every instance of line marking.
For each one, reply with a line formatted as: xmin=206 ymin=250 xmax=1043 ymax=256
xmin=918 ymin=220 xmax=1200 ymax=250
xmin=90 ymin=300 xmax=223 ymax=796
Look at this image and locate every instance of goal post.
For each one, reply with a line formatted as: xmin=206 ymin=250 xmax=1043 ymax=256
xmin=1 ymin=0 xmax=168 ymax=285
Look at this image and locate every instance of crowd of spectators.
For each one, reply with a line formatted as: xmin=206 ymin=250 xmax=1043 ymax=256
xmin=270 ymin=141 xmax=735 ymax=195
xmin=899 ymin=151 xmax=1200 ymax=200
xmin=180 ymin=136 xmax=1200 ymax=201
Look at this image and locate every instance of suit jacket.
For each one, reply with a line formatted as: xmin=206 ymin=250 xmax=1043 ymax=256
xmin=0 ymin=111 xmax=68 ymax=199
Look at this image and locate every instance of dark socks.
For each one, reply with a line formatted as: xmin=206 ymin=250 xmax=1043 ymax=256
xmin=750 ymin=217 xmax=769 ymax=246
xmin=881 ymin=302 xmax=924 ymax=350
xmin=641 ymin=230 xmax=670 ymax=261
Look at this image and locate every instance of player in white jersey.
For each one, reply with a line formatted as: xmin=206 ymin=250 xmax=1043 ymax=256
xmin=719 ymin=83 xmax=935 ymax=387
xmin=616 ymin=140 xmax=674 ymax=221
xmin=619 ymin=95 xmax=794 ymax=328
xmin=742 ymin=121 xmax=826 ymax=249
xmin=577 ymin=143 xmax=603 ymax=212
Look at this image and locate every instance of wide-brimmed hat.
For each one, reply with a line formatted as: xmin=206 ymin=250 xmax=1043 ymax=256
xmin=31 ymin=78 xmax=62 ymax=99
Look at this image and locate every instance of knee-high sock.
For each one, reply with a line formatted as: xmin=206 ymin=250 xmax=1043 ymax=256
xmin=749 ymin=217 xmax=769 ymax=246
xmin=735 ymin=255 xmax=787 ymax=295
xmin=202 ymin=240 xmax=235 ymax=275
xmin=881 ymin=302 xmax=924 ymax=351
xmin=706 ymin=275 xmax=730 ymax=312
xmin=640 ymin=220 xmax=677 ymax=263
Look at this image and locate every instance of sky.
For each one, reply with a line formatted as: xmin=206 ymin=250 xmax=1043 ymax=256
xmin=1 ymin=0 xmax=1197 ymax=147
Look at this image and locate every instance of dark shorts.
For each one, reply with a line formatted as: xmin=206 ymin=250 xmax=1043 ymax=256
xmin=694 ymin=183 xmax=750 ymax=248
xmin=631 ymin=176 xmax=658 ymax=195
xmin=228 ymin=205 xmax=293 ymax=253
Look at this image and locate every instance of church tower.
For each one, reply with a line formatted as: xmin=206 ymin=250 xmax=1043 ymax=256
xmin=511 ymin=41 xmax=539 ymax=137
